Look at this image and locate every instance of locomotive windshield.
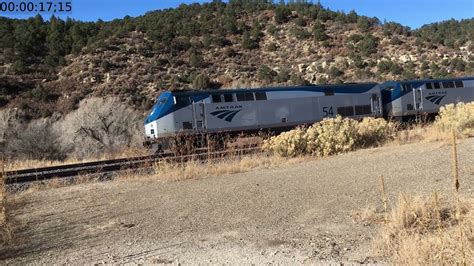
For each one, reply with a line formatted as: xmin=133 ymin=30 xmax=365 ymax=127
xmin=158 ymin=98 xmax=167 ymax=106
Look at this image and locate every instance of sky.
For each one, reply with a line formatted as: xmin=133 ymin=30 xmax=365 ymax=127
xmin=2 ymin=0 xmax=473 ymax=29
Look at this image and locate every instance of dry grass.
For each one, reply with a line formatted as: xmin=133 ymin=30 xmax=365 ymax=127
xmin=0 ymin=161 xmax=5 ymax=225
xmin=350 ymin=205 xmax=385 ymax=226
xmin=0 ymin=159 xmax=14 ymax=247
xmin=118 ymin=153 xmax=305 ymax=182
xmin=18 ymin=173 xmax=101 ymax=195
xmin=393 ymin=124 xmax=452 ymax=145
xmin=4 ymin=147 xmax=149 ymax=172
xmin=373 ymin=194 xmax=473 ymax=264
xmin=369 ymin=130 xmax=472 ymax=264
xmin=394 ymin=102 xmax=474 ymax=145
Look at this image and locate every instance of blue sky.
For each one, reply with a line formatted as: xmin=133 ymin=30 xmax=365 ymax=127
xmin=2 ymin=0 xmax=473 ymax=28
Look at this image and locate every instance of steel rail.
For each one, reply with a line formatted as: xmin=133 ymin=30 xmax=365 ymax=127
xmin=4 ymin=147 xmax=261 ymax=184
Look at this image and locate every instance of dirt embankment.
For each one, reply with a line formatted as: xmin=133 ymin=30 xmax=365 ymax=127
xmin=1 ymin=138 xmax=473 ymax=264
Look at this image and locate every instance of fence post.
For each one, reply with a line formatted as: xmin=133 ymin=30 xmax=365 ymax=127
xmin=0 ymin=157 xmax=5 ymax=225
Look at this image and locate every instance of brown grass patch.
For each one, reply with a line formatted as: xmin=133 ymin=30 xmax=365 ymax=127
xmin=0 ymin=164 xmax=8 ymax=245
xmin=119 ymin=153 xmax=305 ymax=182
xmin=4 ymin=147 xmax=149 ymax=171
xmin=373 ymin=194 xmax=473 ymax=264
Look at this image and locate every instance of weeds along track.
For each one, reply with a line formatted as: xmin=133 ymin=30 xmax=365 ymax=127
xmin=4 ymin=147 xmax=262 ymax=185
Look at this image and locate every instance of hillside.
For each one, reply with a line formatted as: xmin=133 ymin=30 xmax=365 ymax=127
xmin=0 ymin=1 xmax=473 ymax=119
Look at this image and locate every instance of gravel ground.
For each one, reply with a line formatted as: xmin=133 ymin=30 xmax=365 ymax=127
xmin=2 ymin=138 xmax=474 ymax=264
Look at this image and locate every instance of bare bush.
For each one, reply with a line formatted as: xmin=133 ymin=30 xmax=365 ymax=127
xmin=0 ymin=108 xmax=16 ymax=149
xmin=58 ymin=97 xmax=143 ymax=158
xmin=5 ymin=119 xmax=65 ymax=160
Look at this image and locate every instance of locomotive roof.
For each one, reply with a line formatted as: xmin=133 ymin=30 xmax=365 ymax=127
xmin=388 ymin=76 xmax=474 ymax=84
xmin=172 ymin=82 xmax=379 ymax=96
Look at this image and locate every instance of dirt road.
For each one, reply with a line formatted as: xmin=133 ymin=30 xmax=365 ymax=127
xmin=2 ymin=138 xmax=474 ymax=264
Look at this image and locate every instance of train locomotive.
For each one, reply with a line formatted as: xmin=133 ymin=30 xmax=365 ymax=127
xmin=144 ymin=77 xmax=474 ymax=150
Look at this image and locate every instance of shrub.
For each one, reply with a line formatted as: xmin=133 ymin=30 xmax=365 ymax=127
xmin=264 ymin=116 xmax=398 ymax=157
xmin=241 ymin=31 xmax=258 ymax=50
xmin=190 ymin=52 xmax=205 ymax=68
xmin=290 ymin=74 xmax=309 ymax=86
xmin=192 ymin=74 xmax=211 ymax=90
xmin=313 ymin=21 xmax=328 ymax=42
xmin=357 ymin=16 xmax=370 ymax=32
xmin=434 ymin=102 xmax=474 ymax=135
xmin=262 ymin=128 xmax=307 ymax=157
xmin=266 ymin=43 xmax=278 ymax=52
xmin=0 ymin=108 xmax=14 ymax=145
xmin=6 ymin=119 xmax=65 ymax=160
xmin=275 ymin=68 xmax=290 ymax=83
xmin=291 ymin=26 xmax=311 ymax=39
xmin=357 ymin=34 xmax=378 ymax=56
xmin=275 ymin=5 xmax=291 ymax=24
xmin=257 ymin=65 xmax=276 ymax=82
xmin=356 ymin=117 xmax=397 ymax=147
xmin=328 ymin=67 xmax=344 ymax=79
xmin=306 ymin=116 xmax=359 ymax=157
xmin=58 ymin=97 xmax=143 ymax=158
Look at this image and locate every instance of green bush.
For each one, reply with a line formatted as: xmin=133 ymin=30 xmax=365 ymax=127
xmin=192 ymin=74 xmax=211 ymax=90
xmin=241 ymin=31 xmax=258 ymax=50
xmin=313 ymin=21 xmax=328 ymax=42
xmin=257 ymin=65 xmax=276 ymax=82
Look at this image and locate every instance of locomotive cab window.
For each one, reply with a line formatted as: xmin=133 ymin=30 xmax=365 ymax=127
xmin=442 ymin=81 xmax=455 ymax=89
xmin=255 ymin=92 xmax=267 ymax=100
xmin=433 ymin=82 xmax=441 ymax=89
xmin=401 ymin=84 xmax=412 ymax=92
xmin=454 ymin=81 xmax=463 ymax=88
xmin=237 ymin=92 xmax=255 ymax=101
xmin=212 ymin=94 xmax=222 ymax=103
xmin=175 ymin=96 xmax=190 ymax=105
xmin=158 ymin=98 xmax=167 ymax=105
xmin=426 ymin=83 xmax=433 ymax=89
xmin=223 ymin=94 xmax=233 ymax=102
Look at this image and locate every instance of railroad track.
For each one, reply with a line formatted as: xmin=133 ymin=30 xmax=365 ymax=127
xmin=4 ymin=147 xmax=261 ymax=185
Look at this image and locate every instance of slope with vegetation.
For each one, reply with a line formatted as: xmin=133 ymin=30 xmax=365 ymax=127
xmin=0 ymin=0 xmax=472 ymax=120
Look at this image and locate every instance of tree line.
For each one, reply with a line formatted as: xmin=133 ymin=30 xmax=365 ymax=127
xmin=1 ymin=0 xmax=470 ymax=74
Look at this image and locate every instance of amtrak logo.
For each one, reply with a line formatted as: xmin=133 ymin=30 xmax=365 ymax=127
xmin=425 ymin=95 xmax=446 ymax=105
xmin=210 ymin=110 xmax=241 ymax=122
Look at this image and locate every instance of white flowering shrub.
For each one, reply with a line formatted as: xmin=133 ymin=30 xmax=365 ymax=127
xmin=264 ymin=116 xmax=399 ymax=157
xmin=356 ymin=117 xmax=397 ymax=147
xmin=434 ymin=102 xmax=474 ymax=135
xmin=306 ymin=116 xmax=359 ymax=157
xmin=262 ymin=127 xmax=307 ymax=157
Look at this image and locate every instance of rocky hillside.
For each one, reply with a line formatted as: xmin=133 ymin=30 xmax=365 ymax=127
xmin=0 ymin=1 xmax=473 ymax=119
